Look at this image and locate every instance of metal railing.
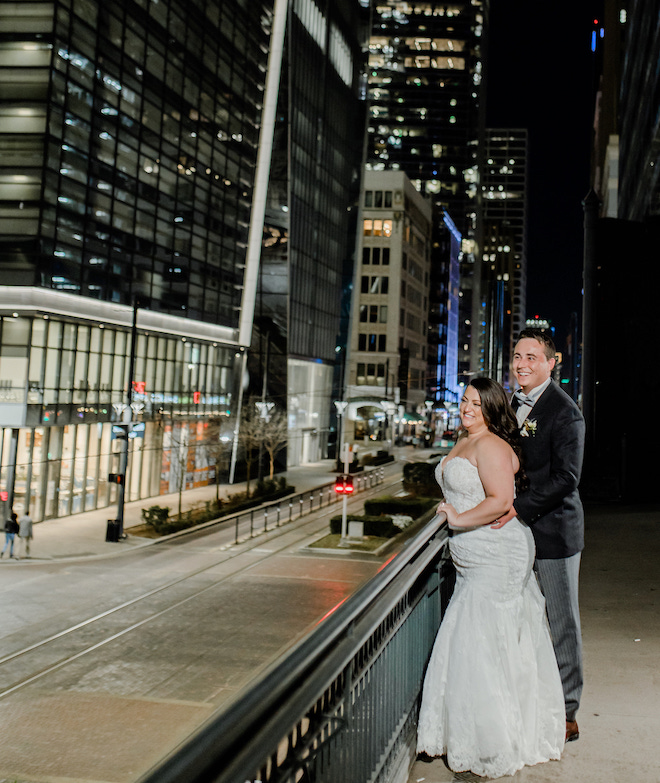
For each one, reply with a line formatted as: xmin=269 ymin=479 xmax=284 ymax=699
xmin=228 ymin=467 xmax=385 ymax=544
xmin=139 ymin=513 xmax=454 ymax=783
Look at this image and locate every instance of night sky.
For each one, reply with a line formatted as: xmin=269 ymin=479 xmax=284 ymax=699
xmin=486 ymin=1 xmax=602 ymax=349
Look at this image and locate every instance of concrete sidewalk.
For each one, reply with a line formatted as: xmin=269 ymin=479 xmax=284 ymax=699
xmin=3 ymin=459 xmax=341 ymax=562
xmin=3 ymin=445 xmax=439 ymax=563
xmin=409 ymin=499 xmax=660 ymax=782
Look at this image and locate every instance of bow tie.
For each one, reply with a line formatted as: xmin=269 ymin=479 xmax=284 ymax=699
xmin=514 ymin=390 xmax=534 ymax=407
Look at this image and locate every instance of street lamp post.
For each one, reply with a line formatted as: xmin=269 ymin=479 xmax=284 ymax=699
xmin=334 ymin=400 xmax=349 ymax=540
xmin=107 ymin=298 xmax=141 ymax=541
xmin=443 ymin=400 xmax=459 ymax=433
xmin=424 ymin=400 xmax=433 ymax=446
xmin=382 ymin=401 xmax=396 ymax=451
xmin=118 ymin=300 xmax=143 ymax=538
xmin=255 ymin=401 xmax=274 ymax=483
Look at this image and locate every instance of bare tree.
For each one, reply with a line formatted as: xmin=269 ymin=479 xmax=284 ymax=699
xmin=163 ymin=421 xmax=189 ymax=519
xmin=237 ymin=399 xmax=264 ymax=496
xmin=202 ymin=417 xmax=233 ymax=503
xmin=260 ymin=407 xmax=289 ymax=479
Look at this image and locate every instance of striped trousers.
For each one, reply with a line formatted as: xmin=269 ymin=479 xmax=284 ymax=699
xmin=534 ymin=553 xmax=583 ymax=721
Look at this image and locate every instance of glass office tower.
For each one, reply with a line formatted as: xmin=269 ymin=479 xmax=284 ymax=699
xmin=482 ymin=128 xmax=528 ymax=389
xmin=249 ymin=0 xmax=369 ymax=468
xmin=367 ymin=1 xmax=488 ymax=387
xmin=0 ymin=0 xmax=274 ymax=520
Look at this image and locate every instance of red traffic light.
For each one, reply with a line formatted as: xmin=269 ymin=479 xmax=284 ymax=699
xmin=334 ymin=474 xmax=354 ymax=494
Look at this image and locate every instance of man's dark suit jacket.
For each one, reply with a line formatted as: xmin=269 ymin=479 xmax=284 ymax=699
xmin=513 ymin=381 xmax=585 ymax=559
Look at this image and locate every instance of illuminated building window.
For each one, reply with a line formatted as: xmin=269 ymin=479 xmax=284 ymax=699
xmin=363 ymin=218 xmax=393 ymax=237
xmin=329 ymin=22 xmax=353 ymax=85
xmin=294 ymin=0 xmax=327 ymax=52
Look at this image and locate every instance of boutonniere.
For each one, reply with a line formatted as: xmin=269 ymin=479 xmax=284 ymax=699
xmin=522 ymin=419 xmax=538 ymax=437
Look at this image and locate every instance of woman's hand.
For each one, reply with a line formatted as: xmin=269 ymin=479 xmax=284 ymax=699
xmin=438 ymin=501 xmax=459 ymax=527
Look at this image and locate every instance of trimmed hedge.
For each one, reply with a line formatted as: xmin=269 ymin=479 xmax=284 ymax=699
xmin=329 ymin=495 xmax=437 ymax=539
xmin=329 ymin=514 xmax=399 ymax=538
xmin=220 ymin=484 xmax=294 ymax=515
xmin=361 ymin=451 xmax=396 ymax=466
xmin=402 ymin=460 xmax=443 ymax=497
xmin=140 ymin=477 xmax=295 ymax=536
xmin=363 ymin=495 xmax=437 ymax=518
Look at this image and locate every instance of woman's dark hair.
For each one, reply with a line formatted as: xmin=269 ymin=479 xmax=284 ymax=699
xmin=466 ymin=376 xmax=529 ymax=492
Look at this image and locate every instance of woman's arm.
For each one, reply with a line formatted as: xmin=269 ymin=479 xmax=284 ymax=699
xmin=448 ymin=438 xmax=516 ymax=529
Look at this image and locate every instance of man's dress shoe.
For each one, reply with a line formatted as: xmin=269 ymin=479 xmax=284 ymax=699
xmin=565 ymin=720 xmax=579 ymax=742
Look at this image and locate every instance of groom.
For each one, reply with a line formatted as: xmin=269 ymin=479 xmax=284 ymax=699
xmin=494 ymin=328 xmax=585 ymax=743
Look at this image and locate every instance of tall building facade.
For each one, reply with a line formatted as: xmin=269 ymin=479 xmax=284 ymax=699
xmin=426 ymin=210 xmax=461 ymax=405
xmin=482 ymin=128 xmax=528 ymax=389
xmin=617 ymin=0 xmax=660 ymax=221
xmin=366 ymin=0 xmax=489 ymax=387
xmin=0 ymin=0 xmax=275 ymax=521
xmin=345 ymin=170 xmax=432 ymax=446
xmin=585 ymin=0 xmax=660 ymax=500
xmin=249 ymin=0 xmax=370 ymax=468
xmin=0 ymin=0 xmax=369 ymax=520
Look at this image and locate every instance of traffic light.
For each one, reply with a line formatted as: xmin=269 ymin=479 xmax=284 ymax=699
xmin=334 ymin=474 xmax=354 ymax=494
xmin=108 ymin=473 xmax=125 ymax=485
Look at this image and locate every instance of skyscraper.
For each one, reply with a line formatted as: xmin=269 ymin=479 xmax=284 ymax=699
xmin=482 ymin=128 xmax=528 ymax=389
xmin=366 ymin=1 xmax=488 ymax=386
xmin=0 ymin=0 xmax=369 ymax=520
xmin=249 ymin=0 xmax=370 ymax=469
xmin=617 ymin=0 xmax=660 ymax=221
xmin=345 ymin=169 xmax=432 ymax=446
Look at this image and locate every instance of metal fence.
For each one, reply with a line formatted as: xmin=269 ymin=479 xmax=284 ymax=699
xmin=229 ymin=467 xmax=385 ymax=543
xmin=139 ymin=513 xmax=454 ymax=783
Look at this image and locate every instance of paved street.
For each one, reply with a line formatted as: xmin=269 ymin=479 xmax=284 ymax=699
xmin=0 ymin=455 xmax=414 ymax=783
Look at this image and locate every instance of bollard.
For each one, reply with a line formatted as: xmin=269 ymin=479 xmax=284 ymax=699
xmin=105 ymin=519 xmax=120 ymax=542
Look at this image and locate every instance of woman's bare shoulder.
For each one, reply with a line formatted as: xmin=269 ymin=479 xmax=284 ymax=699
xmin=476 ymin=432 xmax=515 ymax=461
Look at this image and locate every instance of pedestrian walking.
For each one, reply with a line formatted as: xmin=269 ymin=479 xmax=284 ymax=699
xmin=1 ymin=512 xmax=19 ymax=559
xmin=18 ymin=508 xmax=33 ymax=558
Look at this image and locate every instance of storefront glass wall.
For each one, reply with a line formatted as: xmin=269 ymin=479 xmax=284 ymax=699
xmin=287 ymin=358 xmax=332 ymax=467
xmin=0 ymin=315 xmax=236 ymax=522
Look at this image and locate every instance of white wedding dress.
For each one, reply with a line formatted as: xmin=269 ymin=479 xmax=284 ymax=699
xmin=417 ymin=457 xmax=565 ymax=778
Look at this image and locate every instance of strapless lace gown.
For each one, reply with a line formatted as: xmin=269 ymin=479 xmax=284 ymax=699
xmin=417 ymin=457 xmax=565 ymax=778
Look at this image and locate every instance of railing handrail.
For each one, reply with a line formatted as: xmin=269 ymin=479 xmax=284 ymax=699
xmin=139 ymin=512 xmax=449 ymax=783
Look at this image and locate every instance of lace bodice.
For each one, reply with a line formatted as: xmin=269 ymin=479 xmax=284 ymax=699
xmin=436 ymin=456 xmax=486 ymax=514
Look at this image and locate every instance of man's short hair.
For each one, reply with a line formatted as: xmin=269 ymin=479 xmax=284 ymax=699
xmin=516 ymin=328 xmax=556 ymax=361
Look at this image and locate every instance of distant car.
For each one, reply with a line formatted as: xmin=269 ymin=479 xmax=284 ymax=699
xmin=442 ymin=430 xmax=456 ymax=440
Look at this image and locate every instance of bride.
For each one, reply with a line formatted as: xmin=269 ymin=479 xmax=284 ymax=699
xmin=417 ymin=377 xmax=565 ymax=778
